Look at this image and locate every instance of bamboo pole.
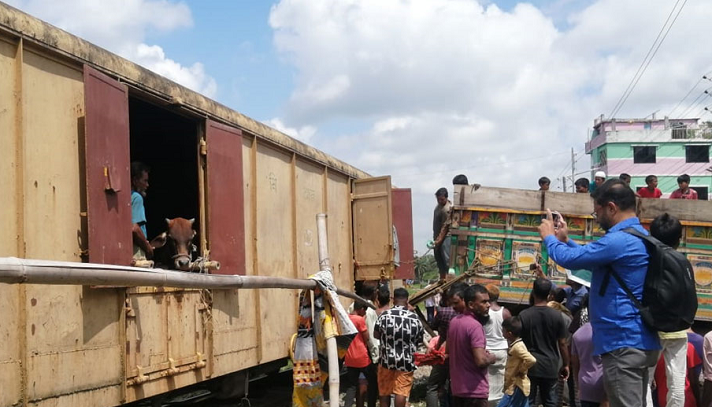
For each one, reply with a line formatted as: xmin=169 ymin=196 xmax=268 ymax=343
xmin=316 ymin=214 xmax=340 ymax=406
xmin=0 ymin=257 xmax=374 ymax=309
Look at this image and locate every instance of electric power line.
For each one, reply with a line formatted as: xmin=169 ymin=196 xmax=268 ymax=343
xmin=608 ymin=0 xmax=689 ymax=119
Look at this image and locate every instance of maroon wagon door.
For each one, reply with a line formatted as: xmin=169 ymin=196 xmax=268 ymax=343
xmin=206 ymin=119 xmax=245 ymax=275
xmin=392 ymin=188 xmax=414 ymax=280
xmin=84 ymin=65 xmax=132 ymax=265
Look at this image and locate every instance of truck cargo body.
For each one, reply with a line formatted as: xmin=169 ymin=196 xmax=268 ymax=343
xmin=0 ymin=4 xmax=412 ymax=406
xmin=449 ymin=185 xmax=712 ymax=319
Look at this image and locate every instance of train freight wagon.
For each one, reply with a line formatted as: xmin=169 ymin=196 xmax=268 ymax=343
xmin=446 ymin=185 xmax=712 ymax=319
xmin=0 ymin=3 xmax=414 ymax=407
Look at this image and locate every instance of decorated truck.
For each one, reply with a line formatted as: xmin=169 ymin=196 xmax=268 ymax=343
xmin=446 ymin=185 xmax=712 ymax=320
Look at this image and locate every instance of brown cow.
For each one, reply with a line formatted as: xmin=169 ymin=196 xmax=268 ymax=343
xmin=153 ymin=217 xmax=197 ymax=271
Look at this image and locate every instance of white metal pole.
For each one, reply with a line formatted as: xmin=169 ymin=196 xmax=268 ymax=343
xmin=571 ymin=147 xmax=576 ymax=193
xmin=316 ymin=214 xmax=340 ymax=405
xmin=0 ymin=257 xmax=374 ymax=308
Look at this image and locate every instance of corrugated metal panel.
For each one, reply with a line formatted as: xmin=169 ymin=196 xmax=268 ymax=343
xmin=206 ymin=119 xmax=245 ymax=275
xmin=83 ymin=65 xmax=132 ymax=264
xmin=392 ymin=188 xmax=414 ymax=280
xmin=352 ymin=176 xmax=393 ymax=280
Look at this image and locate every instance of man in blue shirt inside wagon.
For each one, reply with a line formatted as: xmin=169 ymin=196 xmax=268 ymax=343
xmin=538 ymin=179 xmax=661 ymax=407
xmin=131 ymin=161 xmax=165 ymax=260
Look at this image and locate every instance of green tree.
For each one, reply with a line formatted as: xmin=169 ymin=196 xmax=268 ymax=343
xmin=414 ymin=254 xmax=438 ymax=282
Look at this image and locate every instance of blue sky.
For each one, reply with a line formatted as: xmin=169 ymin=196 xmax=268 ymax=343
xmin=149 ymin=1 xmax=292 ymax=120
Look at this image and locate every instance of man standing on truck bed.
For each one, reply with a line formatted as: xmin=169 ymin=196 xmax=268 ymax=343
xmin=538 ymin=179 xmax=661 ymax=407
xmin=432 ymin=187 xmax=452 ymax=281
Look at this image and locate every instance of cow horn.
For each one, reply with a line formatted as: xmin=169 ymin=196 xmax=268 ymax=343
xmin=165 ymin=218 xmax=171 ymax=226
xmin=189 ymin=218 xmax=195 ymax=225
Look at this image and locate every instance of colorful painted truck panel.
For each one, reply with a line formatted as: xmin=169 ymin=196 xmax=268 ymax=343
xmin=449 ymin=185 xmax=712 ymax=320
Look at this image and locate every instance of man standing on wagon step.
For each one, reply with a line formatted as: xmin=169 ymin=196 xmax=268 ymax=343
xmin=538 ymin=179 xmax=661 ymax=407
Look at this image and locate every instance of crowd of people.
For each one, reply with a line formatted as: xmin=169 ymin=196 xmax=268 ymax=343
xmin=538 ymin=171 xmax=701 ymax=200
xmin=341 ymin=178 xmax=709 ymax=407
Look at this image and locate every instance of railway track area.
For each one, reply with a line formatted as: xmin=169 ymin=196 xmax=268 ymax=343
xmin=124 ymin=370 xmax=294 ymax=407
xmin=123 ymin=366 xmax=433 ymax=407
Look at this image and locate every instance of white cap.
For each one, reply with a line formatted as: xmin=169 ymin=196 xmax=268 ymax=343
xmin=594 ymin=171 xmax=606 ymax=179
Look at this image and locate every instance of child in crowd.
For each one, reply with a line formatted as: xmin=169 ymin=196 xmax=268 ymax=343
xmin=538 ymin=177 xmax=551 ymax=191
xmin=638 ymin=175 xmax=663 ymax=198
xmin=670 ymin=174 xmax=698 ymax=200
xmin=344 ymin=302 xmax=372 ymax=407
xmin=649 ymin=213 xmax=700 ymax=407
xmin=498 ymin=316 xmax=536 ymax=407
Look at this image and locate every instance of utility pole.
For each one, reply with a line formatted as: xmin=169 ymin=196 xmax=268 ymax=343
xmin=571 ymin=148 xmax=576 ymax=193
xmin=562 ymin=177 xmax=567 ymax=192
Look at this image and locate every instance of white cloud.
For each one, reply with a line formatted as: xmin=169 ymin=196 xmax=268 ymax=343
xmin=264 ymin=118 xmax=317 ymax=144
xmin=6 ymin=0 xmax=217 ymax=97
xmin=127 ymin=44 xmax=217 ymax=98
xmin=269 ymin=0 xmax=712 ymax=253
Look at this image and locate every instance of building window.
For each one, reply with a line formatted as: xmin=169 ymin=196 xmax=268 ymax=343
xmin=692 ymin=187 xmax=708 ymax=200
xmin=686 ymin=145 xmax=710 ymax=163
xmin=598 ymin=149 xmax=607 ymax=166
xmin=644 ymin=122 xmax=651 ymax=130
xmin=633 ymin=146 xmax=656 ymax=164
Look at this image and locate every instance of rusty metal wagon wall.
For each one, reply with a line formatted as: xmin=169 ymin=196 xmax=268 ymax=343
xmin=0 ymin=4 xmax=413 ymax=406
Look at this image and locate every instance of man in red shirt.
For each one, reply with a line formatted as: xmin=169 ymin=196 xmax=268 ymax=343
xmin=345 ymin=302 xmax=372 ymax=407
xmin=638 ymin=175 xmax=663 ymax=199
xmin=653 ymin=342 xmax=702 ymax=407
xmin=669 ymin=174 xmax=698 ymax=200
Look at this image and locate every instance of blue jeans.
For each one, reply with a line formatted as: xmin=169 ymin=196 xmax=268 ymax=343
xmin=497 ymin=387 xmax=530 ymax=407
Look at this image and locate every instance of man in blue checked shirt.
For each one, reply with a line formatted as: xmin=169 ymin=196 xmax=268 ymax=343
xmin=538 ymin=179 xmax=661 ymax=407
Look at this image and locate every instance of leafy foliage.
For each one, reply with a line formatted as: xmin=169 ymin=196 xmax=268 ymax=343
xmin=414 ymin=254 xmax=438 ymax=282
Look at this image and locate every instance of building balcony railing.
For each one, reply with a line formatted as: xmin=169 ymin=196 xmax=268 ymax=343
xmin=672 ymin=128 xmax=712 ymax=139
xmin=585 ymin=128 xmax=712 ymax=154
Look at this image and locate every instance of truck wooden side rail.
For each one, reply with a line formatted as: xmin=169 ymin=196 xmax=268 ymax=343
xmin=449 ymin=185 xmax=712 ymax=320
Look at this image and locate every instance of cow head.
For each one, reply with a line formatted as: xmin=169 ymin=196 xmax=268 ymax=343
xmin=156 ymin=217 xmax=197 ymax=271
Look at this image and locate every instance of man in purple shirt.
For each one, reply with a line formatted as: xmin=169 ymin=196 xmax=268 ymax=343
xmin=447 ymin=284 xmax=496 ymax=407
xmin=572 ymin=321 xmax=605 ymax=407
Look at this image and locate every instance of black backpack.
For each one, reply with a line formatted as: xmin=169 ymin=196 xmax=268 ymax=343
xmin=598 ymin=227 xmax=698 ymax=332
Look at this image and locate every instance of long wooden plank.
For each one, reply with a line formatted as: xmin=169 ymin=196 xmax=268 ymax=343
xmin=543 ymin=190 xmax=595 ymax=216
xmin=454 ymin=185 xmax=544 ymax=212
xmin=639 ymin=198 xmax=712 ymax=222
xmin=456 ymin=185 xmax=712 ymax=220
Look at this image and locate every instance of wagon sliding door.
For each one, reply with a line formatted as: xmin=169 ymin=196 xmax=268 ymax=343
xmin=83 ymin=65 xmax=132 ymax=264
xmin=352 ymin=176 xmax=394 ymax=280
xmin=206 ymin=119 xmax=245 ymax=275
xmin=392 ymin=188 xmax=414 ymax=280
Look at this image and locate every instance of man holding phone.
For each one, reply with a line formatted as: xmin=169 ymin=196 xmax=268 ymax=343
xmin=538 ymin=179 xmax=660 ymax=407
